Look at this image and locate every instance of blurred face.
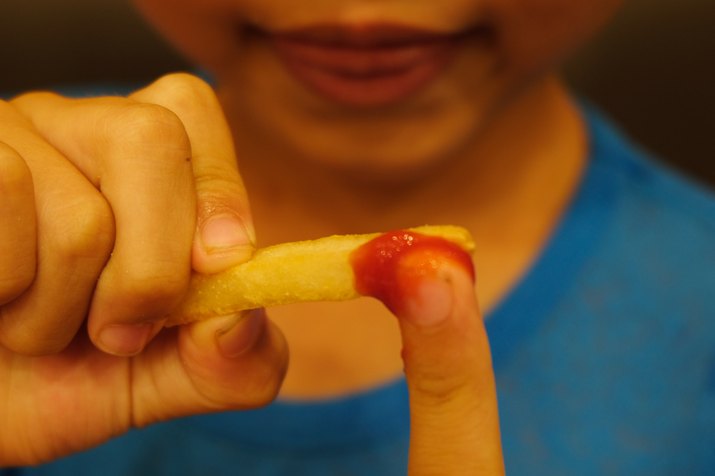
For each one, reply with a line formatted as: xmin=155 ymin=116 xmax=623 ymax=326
xmin=133 ymin=0 xmax=621 ymax=178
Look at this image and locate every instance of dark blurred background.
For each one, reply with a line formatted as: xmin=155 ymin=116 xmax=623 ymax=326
xmin=1 ymin=0 xmax=713 ymax=187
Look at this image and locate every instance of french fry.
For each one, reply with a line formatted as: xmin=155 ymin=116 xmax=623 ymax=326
xmin=165 ymin=225 xmax=474 ymax=325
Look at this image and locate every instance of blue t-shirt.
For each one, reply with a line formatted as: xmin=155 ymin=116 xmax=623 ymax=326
xmin=5 ymin=107 xmax=715 ymax=475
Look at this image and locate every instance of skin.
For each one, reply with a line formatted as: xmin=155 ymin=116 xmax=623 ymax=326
xmin=0 ymin=0 xmax=621 ymax=473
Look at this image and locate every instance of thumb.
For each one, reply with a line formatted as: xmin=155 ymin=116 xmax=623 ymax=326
xmin=130 ymin=308 xmax=288 ymax=427
xmin=394 ymin=262 xmax=505 ymax=476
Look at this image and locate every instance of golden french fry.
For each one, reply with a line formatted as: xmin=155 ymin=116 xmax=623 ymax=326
xmin=165 ymin=225 xmax=474 ymax=325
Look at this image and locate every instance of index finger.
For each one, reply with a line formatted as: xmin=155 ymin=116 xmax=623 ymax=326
xmin=400 ymin=265 xmax=504 ymax=475
xmin=371 ymin=244 xmax=505 ymax=476
xmin=131 ymin=73 xmax=256 ymax=275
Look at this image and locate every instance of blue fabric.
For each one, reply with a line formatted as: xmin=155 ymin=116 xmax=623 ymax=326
xmin=5 ymin=106 xmax=715 ymax=475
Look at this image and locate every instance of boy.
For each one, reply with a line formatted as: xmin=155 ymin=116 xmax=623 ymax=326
xmin=1 ymin=0 xmax=713 ymax=474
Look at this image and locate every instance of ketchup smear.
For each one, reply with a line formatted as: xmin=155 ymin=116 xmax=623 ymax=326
xmin=350 ymin=230 xmax=475 ymax=315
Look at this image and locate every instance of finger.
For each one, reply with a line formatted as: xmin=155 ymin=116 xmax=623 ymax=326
xmin=0 ymin=102 xmax=114 ymax=355
xmin=12 ymin=92 xmax=196 ymax=355
xmin=130 ymin=73 xmax=256 ymax=274
xmin=394 ymin=263 xmax=505 ymax=476
xmin=0 ymin=141 xmax=36 ymax=305
xmin=129 ymin=308 xmax=288 ymax=426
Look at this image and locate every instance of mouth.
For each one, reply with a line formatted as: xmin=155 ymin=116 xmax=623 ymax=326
xmin=251 ymin=23 xmax=487 ymax=108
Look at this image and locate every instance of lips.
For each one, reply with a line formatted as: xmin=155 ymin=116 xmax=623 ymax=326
xmin=258 ymin=24 xmax=472 ymax=108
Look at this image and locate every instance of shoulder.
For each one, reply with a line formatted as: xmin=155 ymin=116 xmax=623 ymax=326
xmin=585 ymin=105 xmax=715 ymax=241
xmin=493 ymin=106 xmax=715 ymax=474
xmin=577 ymin=106 xmax=715 ymax=321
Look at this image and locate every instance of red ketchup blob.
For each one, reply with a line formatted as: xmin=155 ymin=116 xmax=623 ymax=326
xmin=349 ymin=230 xmax=475 ymax=315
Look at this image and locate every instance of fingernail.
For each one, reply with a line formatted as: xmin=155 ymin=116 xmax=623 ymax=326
xmin=98 ymin=323 xmax=154 ymax=356
xmin=200 ymin=214 xmax=254 ymax=255
xmin=216 ymin=309 xmax=265 ymax=358
xmin=403 ymin=276 xmax=454 ymax=328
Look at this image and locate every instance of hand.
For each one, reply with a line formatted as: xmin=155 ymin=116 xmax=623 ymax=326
xmin=393 ymin=262 xmax=505 ymax=475
xmin=0 ymin=74 xmax=288 ymax=466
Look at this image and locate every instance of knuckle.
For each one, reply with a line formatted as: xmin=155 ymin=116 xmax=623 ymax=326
xmin=10 ymin=335 xmax=71 ymax=356
xmin=148 ymin=73 xmax=218 ymax=110
xmin=0 ymin=142 xmax=32 ymax=190
xmin=408 ymin=366 xmax=474 ymax=406
xmin=0 ymin=314 xmax=71 ymax=356
xmin=0 ymin=270 xmax=33 ymax=306
xmin=9 ymin=90 xmax=60 ymax=109
xmin=49 ymin=193 xmax=115 ymax=262
xmin=0 ymin=320 xmax=33 ymax=354
xmin=101 ymin=103 xmax=190 ymax=155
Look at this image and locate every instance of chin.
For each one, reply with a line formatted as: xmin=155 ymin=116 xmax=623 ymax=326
xmin=302 ymin=124 xmax=477 ymax=187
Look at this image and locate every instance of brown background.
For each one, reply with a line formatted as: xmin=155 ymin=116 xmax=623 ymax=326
xmin=1 ymin=0 xmax=713 ymax=187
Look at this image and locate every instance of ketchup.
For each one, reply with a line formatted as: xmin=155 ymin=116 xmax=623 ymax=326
xmin=350 ymin=230 xmax=475 ymax=315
